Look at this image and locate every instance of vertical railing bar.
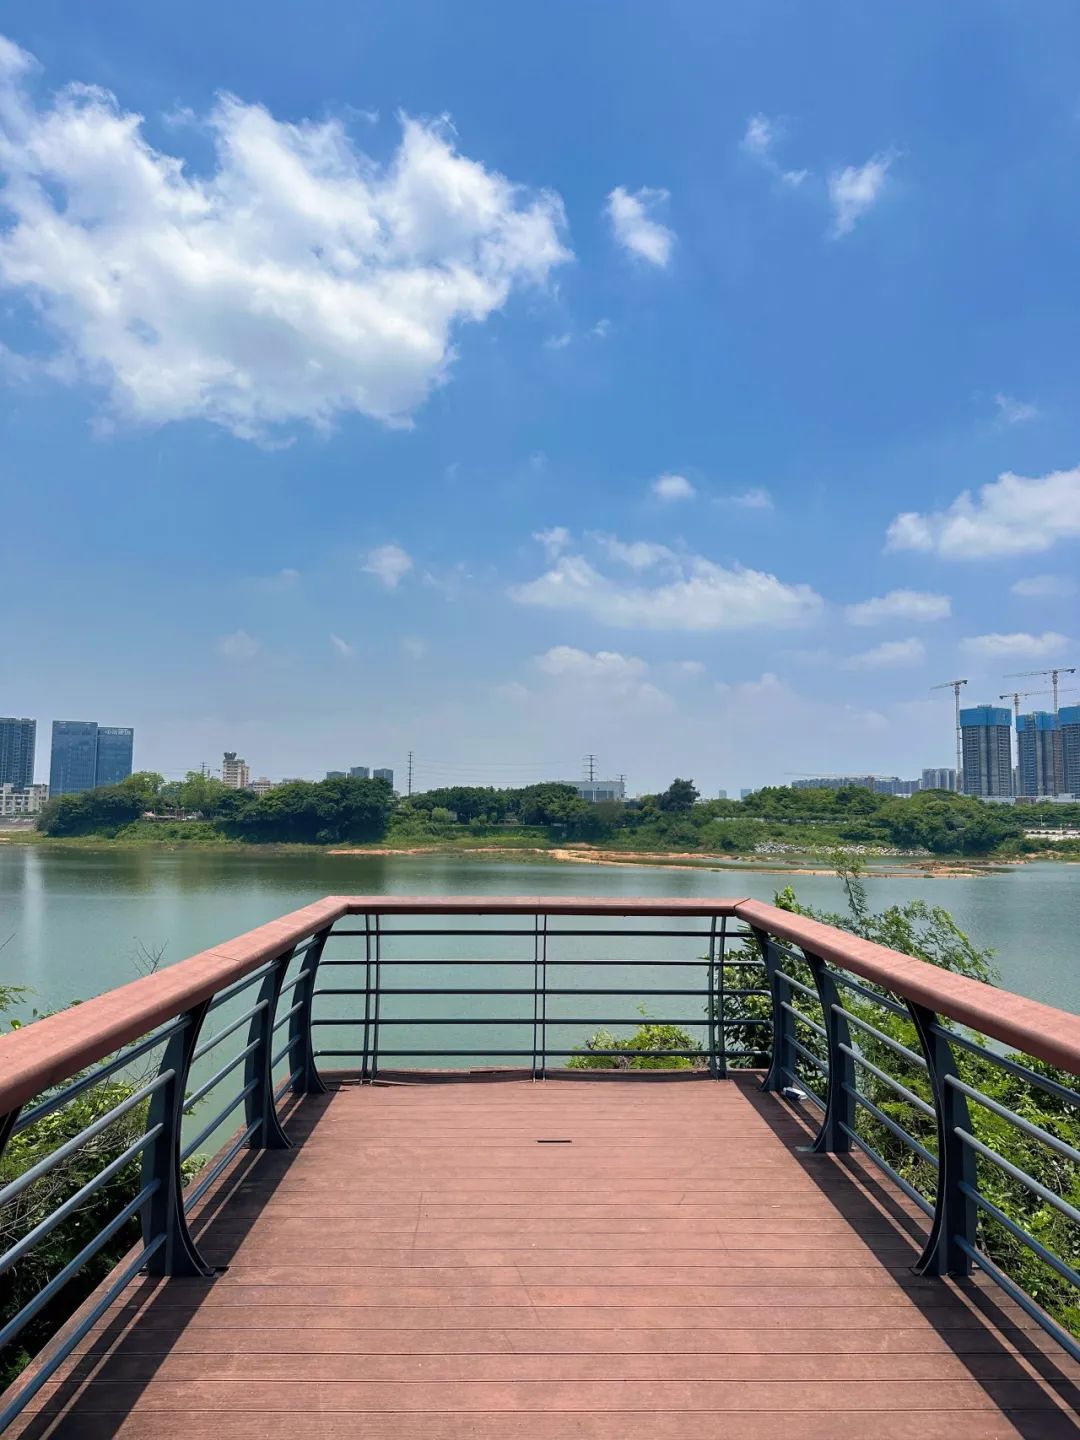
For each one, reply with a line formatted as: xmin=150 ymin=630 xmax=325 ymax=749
xmin=243 ymin=948 xmax=293 ymax=1150
xmin=371 ymin=912 xmax=382 ymax=1080
xmin=361 ymin=912 xmax=372 ymax=1082
xmin=908 ymin=1002 xmax=976 ymax=1277
xmin=531 ymin=912 xmax=541 ymax=1082
xmin=804 ymin=951 xmax=854 ymax=1156
xmin=540 ymin=913 xmax=549 ymax=1080
xmin=706 ymin=916 xmax=718 ymax=1080
xmin=289 ymin=927 xmax=330 ymax=1096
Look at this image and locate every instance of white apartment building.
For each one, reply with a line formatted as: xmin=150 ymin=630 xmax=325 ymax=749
xmin=0 ymin=783 xmax=50 ymax=816
xmin=222 ymin=752 xmax=251 ymax=790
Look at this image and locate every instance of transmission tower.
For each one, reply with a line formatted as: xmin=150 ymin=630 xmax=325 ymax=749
xmin=583 ymin=753 xmax=598 ymax=782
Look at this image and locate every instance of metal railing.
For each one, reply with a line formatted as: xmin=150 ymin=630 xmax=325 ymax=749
xmin=0 ymin=892 xmax=1078 ymax=1429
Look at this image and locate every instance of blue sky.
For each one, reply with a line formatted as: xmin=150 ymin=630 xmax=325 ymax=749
xmin=3 ymin=0 xmax=1080 ymax=795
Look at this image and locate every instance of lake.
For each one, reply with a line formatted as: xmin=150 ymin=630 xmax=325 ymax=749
xmin=2 ymin=845 xmax=1077 ymax=1020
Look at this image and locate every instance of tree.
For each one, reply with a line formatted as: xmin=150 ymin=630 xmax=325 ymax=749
xmin=657 ymin=778 xmax=699 ymax=811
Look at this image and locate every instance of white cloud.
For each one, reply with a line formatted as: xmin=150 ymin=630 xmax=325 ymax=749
xmin=651 ymin=473 xmax=696 ymax=502
xmin=606 ymin=185 xmax=675 ymax=267
xmin=362 ymin=543 xmax=413 ymax=589
xmin=994 ymin=394 xmax=1039 ymax=425
xmin=961 ymin=631 xmax=1070 ymax=660
xmin=533 ymin=526 xmax=571 ymax=559
xmin=545 ymin=331 xmax=573 ymax=351
xmin=1011 ymin=574 xmax=1077 ymax=599
xmin=532 ymin=646 xmax=671 ymax=709
xmin=329 ymin=633 xmax=355 ymax=658
xmin=510 ymin=537 xmax=822 ymax=632
xmin=740 ymin=113 xmax=808 ymax=188
xmin=0 ymin=38 xmax=570 ymax=440
xmin=595 ymin=535 xmax=676 ymax=571
xmin=844 ymin=589 xmax=951 ymax=626
xmin=844 ymin=637 xmax=926 ymax=669
xmin=591 ymin=317 xmax=611 ymax=338
xmin=885 ymin=466 xmax=1080 ymax=559
xmin=717 ymin=486 xmax=774 ymax=511
xmin=828 ymin=152 xmax=893 ymax=237
xmin=216 ymin=629 xmax=260 ymax=660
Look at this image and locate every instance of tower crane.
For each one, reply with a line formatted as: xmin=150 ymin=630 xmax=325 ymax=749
xmin=998 ymin=688 xmax=1052 ymax=722
xmin=1003 ymin=666 xmax=1077 ymax=716
xmin=931 ymin=678 xmax=967 ymax=782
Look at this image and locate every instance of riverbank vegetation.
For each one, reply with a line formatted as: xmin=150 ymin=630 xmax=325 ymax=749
xmin=29 ymin=771 xmax=1080 ymax=859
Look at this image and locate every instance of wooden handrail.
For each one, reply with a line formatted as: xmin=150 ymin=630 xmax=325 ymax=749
xmin=734 ymin=898 xmax=1080 ymax=1078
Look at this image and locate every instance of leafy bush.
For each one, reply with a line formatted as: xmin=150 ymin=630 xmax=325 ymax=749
xmin=568 ymin=1013 xmax=703 ymax=1070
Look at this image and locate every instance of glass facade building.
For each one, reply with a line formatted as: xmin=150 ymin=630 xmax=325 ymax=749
xmin=1016 ymin=712 xmax=1060 ymax=797
xmin=1060 ymin=705 xmax=1080 ymax=797
xmin=0 ymin=717 xmax=36 ymax=790
xmin=960 ymin=706 xmax=1013 ymax=797
xmin=95 ymin=727 xmax=134 ymax=787
xmin=49 ymin=721 xmax=100 ymax=796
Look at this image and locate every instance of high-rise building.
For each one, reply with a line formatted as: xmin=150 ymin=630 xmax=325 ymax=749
xmin=373 ymin=768 xmax=394 ymax=785
xmin=717 ymin=789 xmax=728 ymax=800
xmin=95 ymin=727 xmax=134 ymax=786
xmin=349 ymin=766 xmax=370 ymax=779
xmin=1016 ymin=712 xmax=1060 ymax=797
xmin=960 ymin=706 xmax=1013 ymax=797
xmin=222 ymin=752 xmax=251 ymax=790
xmin=740 ymin=788 xmax=755 ymax=800
xmin=49 ymin=720 xmax=100 ymax=796
xmin=1058 ymin=705 xmax=1080 ymax=796
xmin=0 ymin=718 xmax=36 ymax=790
xmin=325 ymin=770 xmax=346 ymax=780
xmin=921 ymin=767 xmax=957 ymax=792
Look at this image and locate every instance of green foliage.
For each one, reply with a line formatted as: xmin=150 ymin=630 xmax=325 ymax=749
xmin=567 ymin=1011 xmax=704 ymax=1070
xmin=656 ymin=778 xmax=700 ymax=812
xmin=38 ymin=786 xmax=145 ymax=837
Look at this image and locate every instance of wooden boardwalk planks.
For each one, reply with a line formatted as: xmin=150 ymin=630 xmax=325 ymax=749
xmin=6 ymin=1075 xmax=1079 ymax=1438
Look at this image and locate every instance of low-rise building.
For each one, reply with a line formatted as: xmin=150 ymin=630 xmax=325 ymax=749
xmin=572 ymin=779 xmax=625 ymax=803
xmin=0 ymin=783 xmax=49 ymax=816
xmin=250 ymin=777 xmax=278 ymax=797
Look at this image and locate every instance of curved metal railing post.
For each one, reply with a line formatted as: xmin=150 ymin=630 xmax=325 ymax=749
xmin=244 ymin=951 xmax=293 ymax=1150
xmin=141 ymin=1000 xmax=214 ymax=1277
xmin=907 ymin=1001 xmax=976 ymax=1277
xmin=289 ymin=927 xmax=331 ymax=1096
xmin=755 ymin=927 xmax=790 ymax=1093
xmin=805 ymin=950 xmax=855 ymax=1155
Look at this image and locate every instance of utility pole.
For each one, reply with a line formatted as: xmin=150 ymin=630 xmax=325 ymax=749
xmin=407 ymin=750 xmax=413 ymax=797
xmin=930 ymin=679 xmax=968 ymax=790
xmin=583 ymin=753 xmax=597 ymax=783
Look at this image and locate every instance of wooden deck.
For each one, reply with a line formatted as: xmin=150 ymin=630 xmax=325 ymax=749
xmin=8 ymin=1074 xmax=1080 ymax=1439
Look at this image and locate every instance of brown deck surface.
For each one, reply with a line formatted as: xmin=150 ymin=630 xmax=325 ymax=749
xmin=7 ymin=1074 xmax=1080 ymax=1438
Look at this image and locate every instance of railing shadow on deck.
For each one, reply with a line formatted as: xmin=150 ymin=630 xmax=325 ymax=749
xmin=743 ymin=1078 xmax=1080 ymax=1436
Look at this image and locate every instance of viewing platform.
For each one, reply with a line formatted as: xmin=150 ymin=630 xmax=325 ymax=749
xmin=1 ymin=897 xmax=1078 ymax=1437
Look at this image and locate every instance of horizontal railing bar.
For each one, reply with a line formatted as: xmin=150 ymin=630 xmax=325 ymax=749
xmin=931 ymin=1024 xmax=1080 ymax=1109
xmin=180 ymin=1080 xmax=260 ymax=1163
xmin=315 ymin=986 xmax=720 ymax=997
xmin=184 ymin=1042 xmax=258 ymax=1111
xmin=779 ymin=1064 xmax=825 ymax=1110
xmin=0 ymin=1072 xmax=173 ymax=1210
xmin=0 ymin=1234 xmax=165 ymax=1433
xmin=320 ymin=957 xmax=722 ymax=967
xmin=0 ymin=1123 xmax=163 ymax=1276
xmin=312 ymin=1017 xmax=711 ymax=1028
xmin=953 ymin=1236 xmax=1080 ymax=1364
xmin=183 ymin=1118 xmax=263 ymax=1210
xmin=839 ymin=1008 xmax=928 ymax=1070
xmin=946 ymin=1076 xmax=1080 ymax=1166
xmin=13 ymin=1018 xmax=190 ymax=1135
xmin=277 ymin=966 xmax=314 ymax=995
xmin=787 ymin=1035 xmax=827 ymax=1072
xmin=837 ymin=1122 xmax=935 ymax=1217
xmin=206 ymin=960 xmax=281 ymax=1012
xmin=0 ymin=1181 xmax=159 ymax=1351
xmin=846 ymin=1085 xmax=938 ymax=1168
xmin=274 ymin=1068 xmax=303 ymax=1101
xmin=780 ymin=1002 xmax=826 ymax=1038
xmin=272 ymin=999 xmax=305 ymax=1032
xmin=271 ymin=1041 xmax=292 ymax=1067
xmin=314 ymin=1048 xmax=708 ymax=1058
xmin=191 ymin=1001 xmax=268 ymax=1062
xmin=839 ymin=1045 xmax=936 ymax=1118
xmin=833 ymin=974 xmax=909 ymax=1017
xmin=961 ymin=1182 xmax=1080 ymax=1290
xmin=955 ymin=1130 xmax=1080 ymax=1226
xmin=776 ymin=971 xmax=818 ymax=1003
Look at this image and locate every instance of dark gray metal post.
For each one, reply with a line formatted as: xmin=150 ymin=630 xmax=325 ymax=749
xmin=908 ymin=1001 xmax=976 ymax=1276
xmin=244 ymin=953 xmax=292 ymax=1150
xmin=756 ymin=927 xmax=791 ymax=1093
xmin=806 ymin=951 xmax=855 ymax=1154
xmin=289 ymin=928 xmax=331 ymax=1096
xmin=141 ymin=1000 xmax=214 ymax=1277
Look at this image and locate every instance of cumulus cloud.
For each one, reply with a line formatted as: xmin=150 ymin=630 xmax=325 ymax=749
xmin=717 ymin=486 xmax=774 ymax=511
xmin=844 ymin=589 xmax=951 ymax=626
xmin=533 ymin=526 xmax=571 ymax=559
xmin=828 ymin=152 xmax=893 ymax=237
xmin=510 ymin=536 xmax=822 ymax=632
xmin=531 ymin=646 xmax=671 ymax=708
xmin=844 ymin=637 xmax=926 ymax=669
xmin=606 ymin=186 xmax=675 ymax=267
xmin=0 ymin=36 xmax=570 ymax=439
xmin=362 ymin=543 xmax=413 ymax=589
xmin=994 ymin=394 xmax=1039 ymax=425
xmin=216 ymin=629 xmax=260 ymax=659
xmin=740 ymin=113 xmax=808 ymax=188
xmin=1011 ymin=574 xmax=1077 ymax=599
xmin=329 ymin=633 xmax=355 ymax=658
xmin=651 ymin=473 xmax=696 ymax=502
xmin=961 ymin=631 xmax=1070 ymax=660
xmin=885 ymin=466 xmax=1080 ymax=559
